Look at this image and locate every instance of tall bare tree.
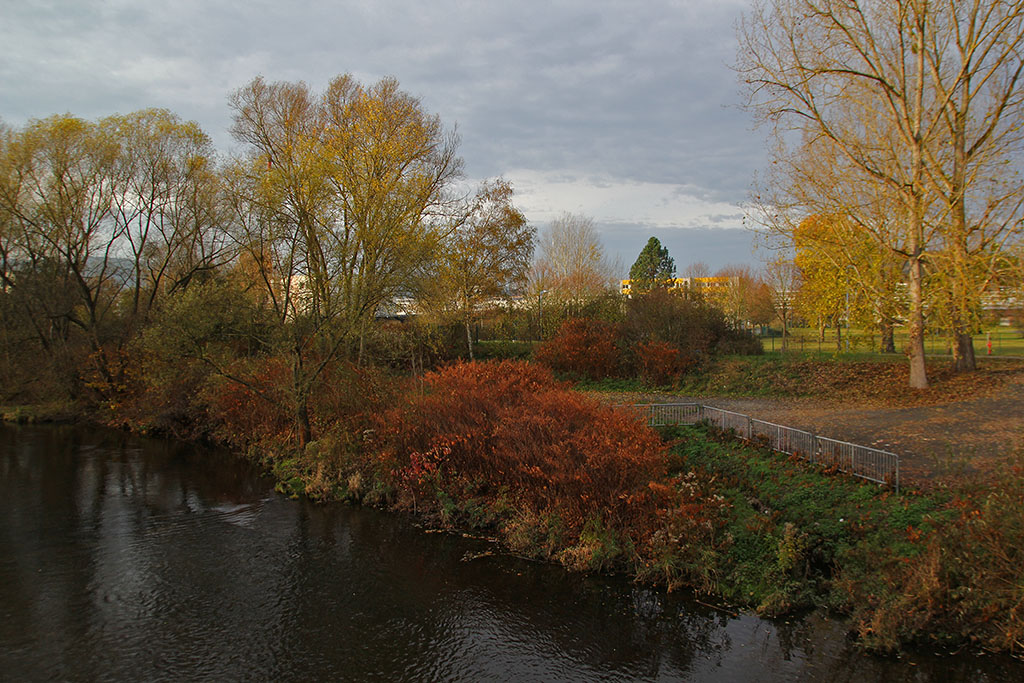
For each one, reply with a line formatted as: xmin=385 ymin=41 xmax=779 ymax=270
xmin=740 ymin=0 xmax=937 ymax=387
xmin=428 ymin=178 xmax=534 ymax=358
xmin=531 ymin=212 xmax=618 ymax=310
xmin=920 ymin=0 xmax=1024 ymax=371
xmin=740 ymin=0 xmax=1024 ymax=386
xmin=104 ymin=109 xmax=229 ymax=326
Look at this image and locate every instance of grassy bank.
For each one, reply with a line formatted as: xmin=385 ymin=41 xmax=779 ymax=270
xmin=257 ymin=362 xmax=1024 ymax=655
xmin=578 ymin=354 xmax=1022 ymax=406
xmin=1 ymin=401 xmax=83 ymax=424
xmin=666 ymin=423 xmax=1024 ymax=652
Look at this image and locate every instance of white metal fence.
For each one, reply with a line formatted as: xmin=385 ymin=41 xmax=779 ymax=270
xmin=623 ymin=402 xmax=900 ymax=492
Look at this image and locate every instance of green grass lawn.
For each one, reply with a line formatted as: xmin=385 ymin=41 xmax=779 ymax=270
xmin=763 ymin=326 xmax=1024 ymax=357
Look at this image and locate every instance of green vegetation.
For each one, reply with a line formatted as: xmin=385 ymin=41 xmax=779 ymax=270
xmin=664 ymin=425 xmax=944 ymax=614
xmin=666 ymin=424 xmax=1024 ymax=652
xmin=762 ymin=326 xmax=1024 ymax=359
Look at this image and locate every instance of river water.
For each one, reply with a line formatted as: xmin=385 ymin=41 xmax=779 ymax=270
xmin=2 ymin=423 xmax=1021 ymax=682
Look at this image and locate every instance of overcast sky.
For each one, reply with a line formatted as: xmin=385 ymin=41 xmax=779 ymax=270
xmin=0 ymin=0 xmax=769 ymax=275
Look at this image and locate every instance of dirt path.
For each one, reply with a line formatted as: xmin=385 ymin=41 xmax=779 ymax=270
xmin=591 ymin=372 xmax=1024 ymax=483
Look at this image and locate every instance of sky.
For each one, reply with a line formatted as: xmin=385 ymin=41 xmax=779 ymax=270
xmin=0 ymin=0 xmax=769 ymax=276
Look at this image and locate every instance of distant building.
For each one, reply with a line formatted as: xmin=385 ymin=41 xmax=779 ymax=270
xmin=619 ymin=276 xmax=737 ymax=298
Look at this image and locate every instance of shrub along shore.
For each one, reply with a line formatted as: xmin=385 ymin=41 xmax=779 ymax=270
xmin=4 ymin=358 xmax=1023 ymax=655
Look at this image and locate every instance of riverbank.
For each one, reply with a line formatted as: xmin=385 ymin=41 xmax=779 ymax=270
xmin=12 ymin=422 xmax=1022 ymax=681
xmin=5 ymin=359 xmax=1024 ymax=656
xmin=194 ymin=362 xmax=1024 ymax=655
xmin=0 ymin=401 xmax=83 ymax=424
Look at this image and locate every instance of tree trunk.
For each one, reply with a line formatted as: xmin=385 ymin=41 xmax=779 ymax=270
xmin=357 ymin=324 xmax=366 ymax=367
xmin=906 ymin=11 xmax=928 ymax=390
xmin=952 ymin=330 xmax=976 ymax=373
xmin=293 ymin=352 xmax=312 ymax=447
xmin=296 ymin=397 xmax=312 ymax=448
xmin=879 ymin=320 xmax=895 ymax=354
xmin=907 ymin=254 xmax=928 ymax=389
xmin=947 ymin=62 xmax=976 ymax=375
xmin=465 ymin=318 xmax=474 ymax=360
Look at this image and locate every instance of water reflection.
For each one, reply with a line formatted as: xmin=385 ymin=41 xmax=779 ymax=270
xmin=1 ymin=423 xmax=1021 ymax=681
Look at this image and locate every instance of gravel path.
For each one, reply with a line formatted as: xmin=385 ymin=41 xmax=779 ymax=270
xmin=591 ymin=372 xmax=1024 ymax=483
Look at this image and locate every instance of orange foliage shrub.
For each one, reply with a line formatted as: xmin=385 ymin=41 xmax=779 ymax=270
xmin=534 ymin=318 xmax=621 ymax=380
xmin=375 ymin=360 xmax=668 ymax=537
xmin=634 ymin=340 xmax=695 ymax=386
xmin=203 ymin=356 xmax=295 ymax=447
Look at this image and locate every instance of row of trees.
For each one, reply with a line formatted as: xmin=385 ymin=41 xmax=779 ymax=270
xmin=0 ymin=75 xmax=534 ymax=443
xmin=1 ymin=75 xmax=774 ymax=443
xmin=741 ymin=0 xmax=1024 ymax=387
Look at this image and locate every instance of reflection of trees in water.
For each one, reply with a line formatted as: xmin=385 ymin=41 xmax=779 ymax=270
xmin=59 ymin=425 xmax=271 ymax=514
xmin=279 ymin=501 xmax=734 ymax=680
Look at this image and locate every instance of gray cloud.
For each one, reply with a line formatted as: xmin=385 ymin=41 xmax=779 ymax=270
xmin=1 ymin=0 xmax=766 ymax=263
xmin=600 ymin=224 xmax=766 ymax=277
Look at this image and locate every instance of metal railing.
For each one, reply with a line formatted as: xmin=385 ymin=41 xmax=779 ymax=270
xmin=642 ymin=402 xmax=702 ymax=426
xmin=622 ymin=402 xmax=900 ymax=492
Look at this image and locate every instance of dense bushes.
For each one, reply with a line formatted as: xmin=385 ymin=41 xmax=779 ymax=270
xmin=534 ymin=289 xmax=762 ymax=386
xmin=533 ymin=318 xmax=621 ymax=380
xmin=374 ymin=360 xmax=678 ymax=564
xmin=635 ymin=340 xmax=695 ymax=386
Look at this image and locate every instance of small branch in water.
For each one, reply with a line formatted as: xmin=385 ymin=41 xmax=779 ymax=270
xmin=694 ymin=597 xmax=739 ymax=618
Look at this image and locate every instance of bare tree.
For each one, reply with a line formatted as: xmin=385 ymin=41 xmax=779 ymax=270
xmin=104 ymin=109 xmax=230 ymax=326
xmin=920 ymin=0 xmax=1024 ymax=371
xmin=763 ymin=254 xmax=801 ymax=349
xmin=428 ymin=178 xmax=534 ymax=359
xmin=682 ymin=261 xmax=711 ymax=278
xmin=740 ymin=0 xmax=1024 ymax=387
xmin=531 ymin=212 xmax=618 ymax=311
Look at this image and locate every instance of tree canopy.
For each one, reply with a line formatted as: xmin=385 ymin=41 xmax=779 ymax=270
xmin=629 ymin=237 xmax=675 ymax=293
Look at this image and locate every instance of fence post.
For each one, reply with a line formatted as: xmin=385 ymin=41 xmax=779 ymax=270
xmin=809 ymin=434 xmax=817 ymax=464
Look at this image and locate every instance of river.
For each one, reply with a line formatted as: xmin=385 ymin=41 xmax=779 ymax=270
xmin=2 ymin=423 xmax=1021 ymax=681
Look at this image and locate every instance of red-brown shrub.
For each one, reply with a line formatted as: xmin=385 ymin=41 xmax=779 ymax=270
xmin=534 ymin=318 xmax=621 ymax=380
xmin=635 ymin=340 xmax=695 ymax=386
xmin=203 ymin=356 xmax=295 ymax=448
xmin=374 ymin=360 xmax=669 ymax=537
